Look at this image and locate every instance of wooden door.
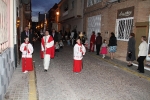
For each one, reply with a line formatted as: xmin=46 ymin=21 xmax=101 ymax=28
xmin=135 ymin=22 xmax=149 ymax=58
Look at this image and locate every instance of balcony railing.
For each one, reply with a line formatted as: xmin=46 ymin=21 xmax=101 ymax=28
xmin=0 ymin=41 xmax=8 ymax=54
xmin=63 ymin=11 xmax=68 ymax=16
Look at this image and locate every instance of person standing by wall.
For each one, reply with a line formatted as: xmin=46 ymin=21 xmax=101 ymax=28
xmin=108 ymin=32 xmax=117 ymax=59
xmin=89 ymin=31 xmax=96 ymax=52
xmin=126 ymin=33 xmax=136 ymax=67
xmin=95 ymin=32 xmax=102 ymax=55
xmin=20 ymin=36 xmax=34 ymax=73
xmin=137 ymin=36 xmax=148 ymax=73
xmin=100 ymin=39 xmax=108 ymax=58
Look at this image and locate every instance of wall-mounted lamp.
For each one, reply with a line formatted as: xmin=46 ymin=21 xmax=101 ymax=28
xmin=56 ymin=11 xmax=59 ymax=16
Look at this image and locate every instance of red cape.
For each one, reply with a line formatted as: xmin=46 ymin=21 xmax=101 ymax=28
xmin=41 ymin=36 xmax=55 ymax=59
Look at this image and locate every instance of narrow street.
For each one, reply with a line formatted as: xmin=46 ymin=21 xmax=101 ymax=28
xmin=32 ymin=41 xmax=150 ymax=100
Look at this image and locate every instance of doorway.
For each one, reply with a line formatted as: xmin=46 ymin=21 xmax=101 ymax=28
xmin=135 ymin=22 xmax=149 ymax=58
xmin=87 ymin=15 xmax=101 ymax=50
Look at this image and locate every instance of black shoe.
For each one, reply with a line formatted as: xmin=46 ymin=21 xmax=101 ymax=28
xmin=138 ymin=71 xmax=144 ymax=73
xmin=44 ymin=69 xmax=47 ymax=72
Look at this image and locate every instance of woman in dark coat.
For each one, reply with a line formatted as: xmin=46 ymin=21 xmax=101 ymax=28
xmin=108 ymin=32 xmax=117 ymax=59
xmin=126 ymin=33 xmax=136 ymax=67
xmin=96 ymin=32 xmax=102 ymax=55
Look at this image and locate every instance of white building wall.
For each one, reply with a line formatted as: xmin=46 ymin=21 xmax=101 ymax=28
xmin=0 ymin=0 xmax=18 ymax=99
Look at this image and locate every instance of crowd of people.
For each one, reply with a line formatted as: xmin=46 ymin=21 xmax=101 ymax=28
xmin=20 ymin=26 xmax=148 ymax=74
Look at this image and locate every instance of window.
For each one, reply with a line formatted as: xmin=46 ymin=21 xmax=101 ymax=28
xmin=64 ymin=4 xmax=68 ymax=11
xmin=87 ymin=0 xmax=102 ymax=7
xmin=116 ymin=17 xmax=134 ymax=41
xmin=94 ymin=0 xmax=102 ymax=4
xmin=87 ymin=0 xmax=93 ymax=7
xmin=71 ymin=0 xmax=74 ymax=9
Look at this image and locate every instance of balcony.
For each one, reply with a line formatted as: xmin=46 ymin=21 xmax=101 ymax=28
xmin=24 ymin=4 xmax=31 ymax=20
xmin=62 ymin=10 xmax=68 ymax=16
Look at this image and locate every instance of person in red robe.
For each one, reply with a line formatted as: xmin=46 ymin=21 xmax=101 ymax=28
xmin=41 ymin=30 xmax=55 ymax=72
xmin=89 ymin=31 xmax=96 ymax=52
xmin=20 ymin=36 xmax=34 ymax=73
xmin=73 ymin=38 xmax=86 ymax=73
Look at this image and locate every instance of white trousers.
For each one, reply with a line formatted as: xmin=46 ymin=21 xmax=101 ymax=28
xmin=43 ymin=54 xmax=51 ymax=70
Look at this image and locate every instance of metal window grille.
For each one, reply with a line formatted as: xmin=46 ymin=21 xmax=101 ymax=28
xmin=116 ymin=17 xmax=133 ymax=41
xmin=87 ymin=15 xmax=101 ymax=48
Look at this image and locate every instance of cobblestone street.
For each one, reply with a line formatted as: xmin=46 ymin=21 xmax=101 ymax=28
xmin=32 ymin=41 xmax=150 ymax=100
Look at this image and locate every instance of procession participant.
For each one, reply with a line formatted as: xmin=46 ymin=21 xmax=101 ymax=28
xmin=89 ymin=31 xmax=96 ymax=52
xmin=20 ymin=36 xmax=34 ymax=73
xmin=41 ymin=30 xmax=55 ymax=72
xmin=73 ymin=38 xmax=86 ymax=73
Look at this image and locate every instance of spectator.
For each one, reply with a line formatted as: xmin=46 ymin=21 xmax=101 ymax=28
xmin=126 ymin=33 xmax=136 ymax=67
xmin=137 ymin=36 xmax=148 ymax=73
xmin=108 ymin=32 xmax=117 ymax=59
xmin=95 ymin=32 xmax=102 ymax=55
xmin=100 ymin=39 xmax=108 ymax=58
xmin=51 ymin=29 xmax=58 ymax=43
xmin=89 ymin=31 xmax=96 ymax=52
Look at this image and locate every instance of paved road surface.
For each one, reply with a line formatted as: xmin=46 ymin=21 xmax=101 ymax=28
xmin=33 ymin=42 xmax=150 ymax=100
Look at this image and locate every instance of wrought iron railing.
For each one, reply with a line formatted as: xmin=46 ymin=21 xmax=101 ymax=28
xmin=0 ymin=41 xmax=8 ymax=54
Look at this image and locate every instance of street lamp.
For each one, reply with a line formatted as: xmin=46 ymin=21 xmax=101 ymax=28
xmin=56 ymin=11 xmax=59 ymax=16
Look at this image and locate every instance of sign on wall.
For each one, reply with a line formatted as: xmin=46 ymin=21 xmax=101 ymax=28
xmin=117 ymin=6 xmax=134 ymax=19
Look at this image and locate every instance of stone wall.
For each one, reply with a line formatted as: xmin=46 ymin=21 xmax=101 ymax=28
xmin=0 ymin=48 xmax=15 ymax=100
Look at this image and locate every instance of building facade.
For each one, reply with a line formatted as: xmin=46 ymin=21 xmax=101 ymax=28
xmin=84 ymin=0 xmax=150 ymax=61
xmin=0 ymin=0 xmax=32 ymax=99
xmin=58 ymin=0 xmax=84 ymax=33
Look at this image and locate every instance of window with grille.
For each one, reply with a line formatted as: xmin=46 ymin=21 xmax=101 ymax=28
xmin=116 ymin=17 xmax=134 ymax=41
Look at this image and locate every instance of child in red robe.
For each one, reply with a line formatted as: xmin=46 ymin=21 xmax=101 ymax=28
xmin=20 ymin=36 xmax=34 ymax=73
xmin=73 ymin=38 xmax=86 ymax=73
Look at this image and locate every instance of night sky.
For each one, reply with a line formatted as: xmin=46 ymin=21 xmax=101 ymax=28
xmin=32 ymin=0 xmax=61 ymax=22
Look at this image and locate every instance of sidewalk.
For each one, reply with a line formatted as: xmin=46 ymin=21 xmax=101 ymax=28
xmin=89 ymin=52 xmax=150 ymax=81
xmin=3 ymin=65 xmax=29 ymax=100
xmin=3 ymin=64 xmax=37 ymax=100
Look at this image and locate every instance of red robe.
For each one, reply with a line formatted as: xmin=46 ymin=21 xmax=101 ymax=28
xmin=41 ymin=35 xmax=55 ymax=59
xmin=90 ymin=34 xmax=96 ymax=52
xmin=73 ymin=44 xmax=86 ymax=73
xmin=20 ymin=43 xmax=33 ymax=72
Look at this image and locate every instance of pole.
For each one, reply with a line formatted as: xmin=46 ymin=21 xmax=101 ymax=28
xmin=146 ymin=15 xmax=150 ymax=61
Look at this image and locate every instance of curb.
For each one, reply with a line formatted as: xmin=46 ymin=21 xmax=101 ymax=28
xmin=28 ymin=63 xmax=38 ymax=100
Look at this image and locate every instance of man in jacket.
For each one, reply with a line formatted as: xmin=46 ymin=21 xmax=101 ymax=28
xmin=21 ymin=26 xmax=33 ymax=45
